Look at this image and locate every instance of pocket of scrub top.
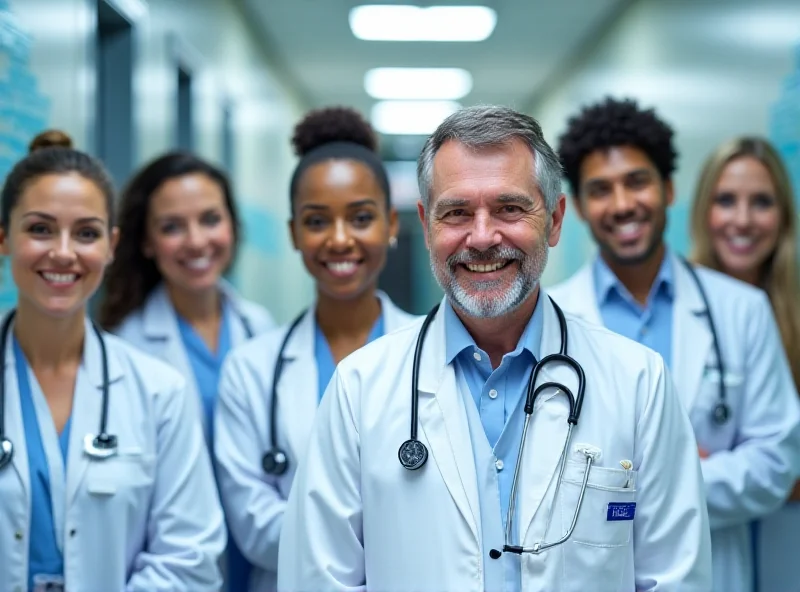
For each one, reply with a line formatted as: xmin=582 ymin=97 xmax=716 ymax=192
xmin=559 ymin=460 xmax=637 ymax=547
xmin=86 ymin=451 xmax=156 ymax=497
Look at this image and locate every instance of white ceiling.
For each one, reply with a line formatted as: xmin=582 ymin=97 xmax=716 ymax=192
xmin=240 ymin=0 xmax=632 ymax=157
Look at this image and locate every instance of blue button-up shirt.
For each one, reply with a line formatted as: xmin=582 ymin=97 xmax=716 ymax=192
xmin=593 ymin=253 xmax=674 ymax=367
xmin=444 ymin=296 xmax=544 ymax=592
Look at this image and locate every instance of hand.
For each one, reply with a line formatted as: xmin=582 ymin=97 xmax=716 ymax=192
xmin=790 ymin=480 xmax=800 ymax=502
xmin=698 ymin=447 xmax=710 ymax=459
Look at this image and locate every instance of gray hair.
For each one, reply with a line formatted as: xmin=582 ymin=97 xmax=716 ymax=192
xmin=417 ymin=105 xmax=563 ymax=214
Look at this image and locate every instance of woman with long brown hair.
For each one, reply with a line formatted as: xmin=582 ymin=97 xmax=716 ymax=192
xmin=690 ymin=136 xmax=800 ymax=591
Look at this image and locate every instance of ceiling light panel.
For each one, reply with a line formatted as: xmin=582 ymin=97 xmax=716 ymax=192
xmin=350 ymin=5 xmax=497 ymax=42
xmin=365 ymin=67 xmax=473 ymax=100
xmin=371 ymin=100 xmax=461 ymax=135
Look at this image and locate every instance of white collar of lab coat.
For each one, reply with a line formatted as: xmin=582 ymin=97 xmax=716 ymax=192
xmin=2 ymin=312 xmax=124 ymax=387
xmin=281 ymin=290 xmax=415 ymax=360
xmin=140 ymin=280 xmax=243 ymax=339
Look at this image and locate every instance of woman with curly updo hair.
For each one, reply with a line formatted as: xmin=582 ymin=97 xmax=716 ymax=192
xmin=212 ymin=106 xmax=419 ymax=592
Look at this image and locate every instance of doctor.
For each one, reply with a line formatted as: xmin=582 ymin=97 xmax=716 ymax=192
xmin=214 ymin=106 xmax=418 ymax=592
xmin=0 ymin=145 xmax=224 ymax=591
xmin=548 ymin=97 xmax=800 ymax=592
xmin=689 ymin=137 xmax=800 ymax=591
xmin=277 ymin=105 xmax=712 ymax=592
xmin=96 ymin=152 xmax=273 ymax=591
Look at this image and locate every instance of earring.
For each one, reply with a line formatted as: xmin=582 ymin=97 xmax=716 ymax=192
xmin=389 ymin=236 xmax=398 ymax=249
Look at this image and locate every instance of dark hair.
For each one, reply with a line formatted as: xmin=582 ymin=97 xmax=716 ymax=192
xmin=28 ymin=129 xmax=74 ymax=153
xmin=1 ymin=147 xmax=115 ymax=228
xmin=557 ymin=96 xmax=677 ymax=196
xmin=288 ymin=106 xmax=390 ymax=211
xmin=98 ymin=151 xmax=241 ymax=330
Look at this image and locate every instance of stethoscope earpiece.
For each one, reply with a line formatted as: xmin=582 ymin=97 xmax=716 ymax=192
xmin=0 ymin=438 xmax=13 ymax=470
xmin=262 ymin=449 xmax=289 ymax=476
xmin=398 ymin=439 xmax=428 ymax=470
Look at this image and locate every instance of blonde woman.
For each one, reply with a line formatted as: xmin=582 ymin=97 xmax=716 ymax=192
xmin=690 ymin=136 xmax=800 ymax=591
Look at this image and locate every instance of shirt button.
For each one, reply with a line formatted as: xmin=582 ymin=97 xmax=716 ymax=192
xmin=495 ymin=459 xmax=504 ymax=471
xmin=69 ymin=528 xmax=77 ymax=537
xmin=488 ymin=389 xmax=498 ymax=399
xmin=14 ymin=530 xmax=22 ymax=541
xmin=473 ymin=351 xmax=482 ymax=361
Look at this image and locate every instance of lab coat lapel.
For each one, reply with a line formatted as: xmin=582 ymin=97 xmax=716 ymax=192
xmin=66 ymin=320 xmax=124 ymax=507
xmin=519 ymin=295 xmax=572 ymax=545
xmin=378 ymin=290 xmax=418 ymax=331
xmin=278 ymin=310 xmax=318 ymax=464
xmin=141 ymin=285 xmax=201 ymax=408
xmin=417 ymin=304 xmax=480 ymax=542
xmin=3 ymin=328 xmax=30 ymax=498
xmin=671 ymin=255 xmax=712 ymax=411
xmin=552 ymin=263 xmax=603 ymax=326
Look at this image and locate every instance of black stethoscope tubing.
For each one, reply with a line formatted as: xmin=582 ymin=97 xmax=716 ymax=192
xmin=261 ymin=310 xmax=306 ymax=476
xmin=399 ymin=296 xmax=586 ymax=472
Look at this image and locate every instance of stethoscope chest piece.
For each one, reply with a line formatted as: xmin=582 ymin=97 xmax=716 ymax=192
xmin=0 ymin=438 xmax=12 ymax=469
xmin=263 ymin=449 xmax=288 ymax=476
xmin=398 ymin=439 xmax=428 ymax=470
xmin=712 ymin=401 xmax=731 ymax=426
xmin=83 ymin=433 xmax=118 ymax=460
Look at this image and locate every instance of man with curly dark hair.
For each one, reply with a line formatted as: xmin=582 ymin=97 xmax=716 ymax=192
xmin=549 ymin=97 xmax=800 ymax=592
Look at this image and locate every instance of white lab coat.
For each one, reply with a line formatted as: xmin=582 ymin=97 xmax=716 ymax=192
xmin=112 ymin=280 xmax=275 ymax=440
xmin=277 ymin=293 xmax=713 ymax=592
xmin=214 ymin=291 xmax=418 ymax=592
xmin=547 ymin=253 xmax=800 ymax=592
xmin=0 ymin=318 xmax=226 ymax=592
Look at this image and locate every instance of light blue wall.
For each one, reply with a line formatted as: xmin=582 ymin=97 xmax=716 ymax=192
xmin=0 ymin=0 xmax=314 ymax=322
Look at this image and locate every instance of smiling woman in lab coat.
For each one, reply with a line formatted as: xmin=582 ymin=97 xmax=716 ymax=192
xmin=690 ymin=137 xmax=800 ymax=591
xmin=0 ymin=144 xmax=224 ymax=591
xmin=96 ymin=152 xmax=274 ymax=591
xmin=213 ymin=106 xmax=418 ymax=592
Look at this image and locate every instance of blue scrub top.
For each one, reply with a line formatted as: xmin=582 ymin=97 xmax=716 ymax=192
xmin=14 ymin=337 xmax=72 ymax=592
xmin=314 ymin=312 xmax=385 ymax=401
xmin=176 ymin=304 xmax=233 ymax=444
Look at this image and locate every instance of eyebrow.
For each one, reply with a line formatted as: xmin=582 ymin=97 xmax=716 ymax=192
xmin=497 ymin=193 xmax=536 ymax=207
xmin=584 ymin=168 xmax=653 ymax=186
xmin=22 ymin=211 xmax=105 ymax=224
xmin=300 ymin=198 xmax=379 ymax=211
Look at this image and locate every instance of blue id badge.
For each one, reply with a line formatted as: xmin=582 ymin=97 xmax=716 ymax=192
xmin=33 ymin=574 xmax=65 ymax=592
xmin=607 ymin=502 xmax=636 ymax=521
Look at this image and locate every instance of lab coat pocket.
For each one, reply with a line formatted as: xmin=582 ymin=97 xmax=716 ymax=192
xmin=559 ymin=460 xmax=637 ymax=547
xmin=86 ymin=451 xmax=156 ymax=498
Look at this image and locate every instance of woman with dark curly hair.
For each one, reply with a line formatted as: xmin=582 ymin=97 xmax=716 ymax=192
xmin=97 ymin=152 xmax=275 ymax=591
xmin=213 ymin=106 xmax=418 ymax=592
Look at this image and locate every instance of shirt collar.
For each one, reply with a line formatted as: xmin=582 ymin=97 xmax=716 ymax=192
xmin=443 ymin=293 xmax=545 ymax=365
xmin=593 ymin=248 xmax=675 ymax=305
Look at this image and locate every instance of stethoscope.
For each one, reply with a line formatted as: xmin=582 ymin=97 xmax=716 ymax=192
xmin=398 ymin=297 xmax=592 ymax=557
xmin=678 ymin=256 xmax=730 ymax=425
xmin=261 ymin=310 xmax=306 ymax=476
xmin=0 ymin=304 xmax=258 ymax=472
xmin=0 ymin=309 xmax=117 ymax=471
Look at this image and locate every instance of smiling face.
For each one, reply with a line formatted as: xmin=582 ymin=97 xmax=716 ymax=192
xmin=290 ymin=159 xmax=398 ymax=301
xmin=0 ymin=173 xmax=117 ymax=319
xmin=575 ymin=145 xmax=673 ymax=267
xmin=707 ymin=156 xmax=781 ymax=282
xmin=421 ymin=138 xmax=564 ymax=319
xmin=143 ymin=173 xmax=235 ymax=296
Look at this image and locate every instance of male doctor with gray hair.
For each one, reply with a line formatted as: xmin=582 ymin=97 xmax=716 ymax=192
xmin=277 ymin=105 xmax=712 ymax=592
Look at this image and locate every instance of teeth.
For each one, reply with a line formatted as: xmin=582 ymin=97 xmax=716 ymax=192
xmin=42 ymin=272 xmax=76 ymax=283
xmin=185 ymin=257 xmax=211 ymax=270
xmin=616 ymin=222 xmax=641 ymax=237
xmin=730 ymin=236 xmax=753 ymax=248
xmin=327 ymin=262 xmax=357 ymax=273
xmin=465 ymin=261 xmax=506 ymax=273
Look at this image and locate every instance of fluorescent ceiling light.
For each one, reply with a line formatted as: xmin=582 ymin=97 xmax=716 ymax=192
xmin=350 ymin=5 xmax=497 ymax=42
xmin=365 ymin=68 xmax=473 ymax=100
xmin=371 ymin=100 xmax=461 ymax=135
